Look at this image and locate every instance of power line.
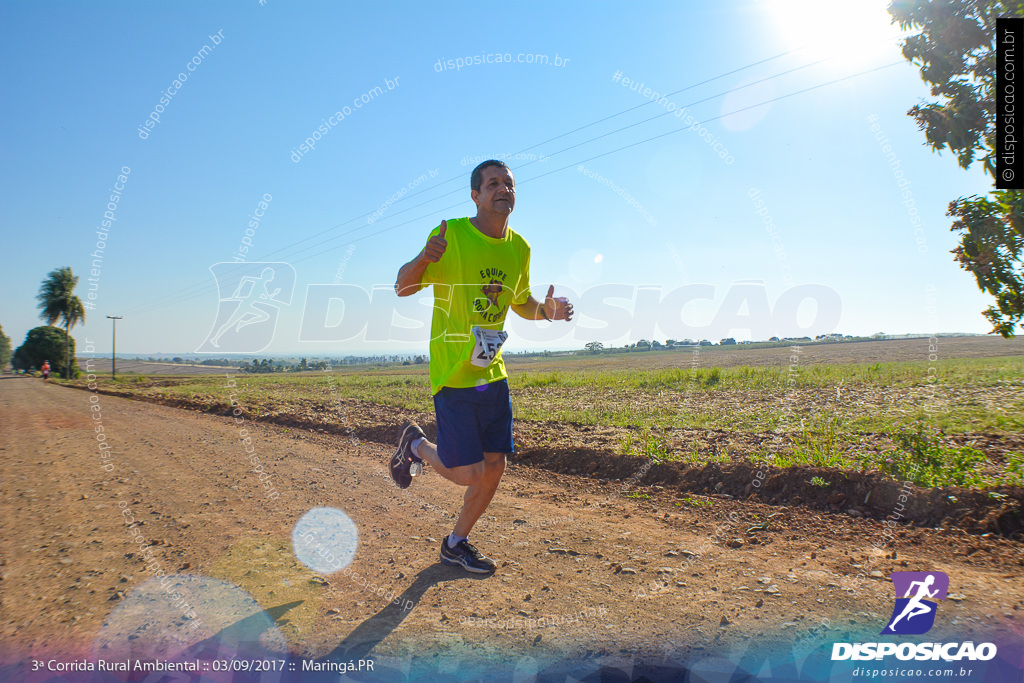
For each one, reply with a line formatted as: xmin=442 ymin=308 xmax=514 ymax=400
xmin=123 ymin=56 xmax=902 ymax=317
xmin=209 ymin=54 xmax=838 ymax=270
xmin=290 ymin=60 xmax=903 ymax=264
xmin=512 ymin=46 xmax=808 ymax=155
xmin=117 ymin=47 xmax=821 ymax=316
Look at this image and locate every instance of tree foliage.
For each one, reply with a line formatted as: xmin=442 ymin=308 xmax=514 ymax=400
xmin=36 ymin=267 xmax=86 ymax=377
xmin=889 ymin=0 xmax=1024 ymax=335
xmin=12 ymin=326 xmax=77 ymax=376
xmin=0 ymin=324 xmax=11 ymax=369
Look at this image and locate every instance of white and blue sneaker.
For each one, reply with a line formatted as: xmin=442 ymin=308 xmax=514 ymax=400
xmin=390 ymin=421 xmax=425 ymax=489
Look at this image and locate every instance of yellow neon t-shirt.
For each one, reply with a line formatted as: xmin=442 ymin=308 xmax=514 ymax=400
xmin=421 ymin=217 xmax=531 ymax=394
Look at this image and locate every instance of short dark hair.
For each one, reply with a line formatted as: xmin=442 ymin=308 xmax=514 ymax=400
xmin=471 ymin=159 xmax=512 ymax=193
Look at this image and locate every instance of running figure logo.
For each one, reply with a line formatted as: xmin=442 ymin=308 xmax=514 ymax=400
xmin=881 ymin=571 xmax=949 ymax=635
xmin=197 ymin=262 xmax=296 ymax=353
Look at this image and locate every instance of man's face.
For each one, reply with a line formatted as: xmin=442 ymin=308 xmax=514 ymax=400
xmin=473 ymin=166 xmax=515 ymax=215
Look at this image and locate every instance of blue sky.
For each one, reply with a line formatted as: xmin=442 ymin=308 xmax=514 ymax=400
xmin=0 ymin=0 xmax=1000 ymax=356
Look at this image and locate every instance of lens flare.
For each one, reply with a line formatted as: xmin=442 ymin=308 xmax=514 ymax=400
xmin=292 ymin=507 xmax=359 ymax=574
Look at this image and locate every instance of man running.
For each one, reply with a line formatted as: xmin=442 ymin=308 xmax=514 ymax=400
xmin=887 ymin=574 xmax=939 ymax=631
xmin=392 ymin=160 xmax=573 ymax=573
xmin=209 ymin=267 xmax=282 ymax=348
xmin=41 ymin=360 xmax=51 ymax=382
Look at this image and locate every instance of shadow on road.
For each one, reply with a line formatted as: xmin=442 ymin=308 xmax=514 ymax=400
xmin=170 ymin=600 xmax=306 ymax=662
xmin=320 ymin=562 xmax=490 ymax=663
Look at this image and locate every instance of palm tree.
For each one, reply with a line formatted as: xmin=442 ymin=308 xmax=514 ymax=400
xmin=37 ymin=267 xmax=86 ymax=379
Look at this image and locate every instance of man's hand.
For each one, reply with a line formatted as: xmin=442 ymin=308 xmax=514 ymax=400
xmin=396 ymin=221 xmax=446 ymax=296
xmin=421 ymin=220 xmax=448 ymax=263
xmin=544 ymin=284 xmax=574 ymax=321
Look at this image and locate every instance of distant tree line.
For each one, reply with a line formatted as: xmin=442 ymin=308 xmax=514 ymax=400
xmin=569 ymin=333 xmax=948 ymax=354
xmin=0 ymin=325 xmax=11 ymax=369
xmin=5 ymin=267 xmax=85 ymax=377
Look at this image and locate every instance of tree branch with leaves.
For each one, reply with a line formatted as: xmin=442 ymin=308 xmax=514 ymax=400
xmin=890 ymin=0 xmax=1024 ymax=336
xmin=37 ymin=266 xmax=86 ymax=379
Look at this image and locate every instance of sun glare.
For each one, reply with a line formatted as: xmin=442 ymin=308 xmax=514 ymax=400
xmin=765 ymin=0 xmax=906 ymax=65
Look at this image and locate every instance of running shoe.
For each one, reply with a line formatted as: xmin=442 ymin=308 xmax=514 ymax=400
xmin=440 ymin=535 xmax=497 ymax=573
xmin=390 ymin=421 xmax=425 ymax=489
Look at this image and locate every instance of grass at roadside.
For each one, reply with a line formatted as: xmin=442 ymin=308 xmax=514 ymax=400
xmin=60 ymin=355 xmax=1024 ymax=435
xmin=514 ymin=354 xmax=1024 ymax=392
xmin=59 ymin=354 xmax=1024 ymax=490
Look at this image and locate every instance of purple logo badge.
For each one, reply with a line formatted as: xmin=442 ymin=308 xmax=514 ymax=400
xmin=881 ymin=571 xmax=949 ymax=635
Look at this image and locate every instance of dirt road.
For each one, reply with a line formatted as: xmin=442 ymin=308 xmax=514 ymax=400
xmin=1 ymin=377 xmax=1022 ymax=679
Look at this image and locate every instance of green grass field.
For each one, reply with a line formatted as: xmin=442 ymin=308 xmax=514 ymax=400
xmin=62 ymin=349 xmax=1024 ymax=490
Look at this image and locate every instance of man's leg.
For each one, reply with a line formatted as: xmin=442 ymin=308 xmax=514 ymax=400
xmin=453 ymin=452 xmax=506 ymax=537
xmin=414 ymin=439 xmax=484 ymax=487
xmin=416 ymin=443 xmax=505 ymax=535
xmin=435 ymin=450 xmax=506 ymax=573
xmin=393 ymin=381 xmax=511 ymax=572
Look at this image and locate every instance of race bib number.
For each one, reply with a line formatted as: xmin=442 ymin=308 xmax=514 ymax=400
xmin=471 ymin=326 xmax=509 ymax=368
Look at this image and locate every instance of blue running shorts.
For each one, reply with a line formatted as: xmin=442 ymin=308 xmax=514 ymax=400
xmin=433 ymin=379 xmax=514 ymax=468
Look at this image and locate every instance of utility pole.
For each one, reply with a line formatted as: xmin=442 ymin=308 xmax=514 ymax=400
xmin=107 ymin=316 xmax=123 ymax=379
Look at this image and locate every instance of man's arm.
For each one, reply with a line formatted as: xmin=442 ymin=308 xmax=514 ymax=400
xmin=394 ymin=256 xmax=430 ymax=297
xmin=511 ymin=285 xmax=573 ymax=321
xmin=510 ymin=296 xmax=546 ymax=320
xmin=395 ymin=221 xmax=447 ymax=297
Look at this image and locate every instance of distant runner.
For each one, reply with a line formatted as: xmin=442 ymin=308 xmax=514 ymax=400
xmin=41 ymin=360 xmax=51 ymax=382
xmin=392 ymin=160 xmax=573 ymax=573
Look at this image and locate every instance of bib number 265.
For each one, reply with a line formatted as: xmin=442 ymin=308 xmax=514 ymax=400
xmin=471 ymin=327 xmax=509 ymax=368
